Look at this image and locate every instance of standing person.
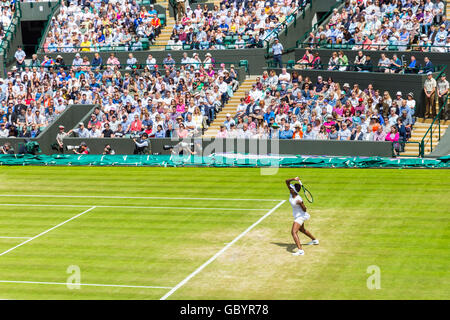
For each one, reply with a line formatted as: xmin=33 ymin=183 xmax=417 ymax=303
xmin=176 ymin=0 xmax=186 ymax=19
xmin=15 ymin=46 xmax=26 ymax=71
xmin=272 ymin=39 xmax=284 ymax=69
xmin=436 ymin=74 xmax=449 ymax=119
xmin=285 ymin=177 xmax=319 ymax=256
xmin=55 ymin=125 xmax=67 ymax=153
xmin=424 ymin=72 xmax=437 ymax=118
xmin=169 ymin=0 xmax=178 ymax=21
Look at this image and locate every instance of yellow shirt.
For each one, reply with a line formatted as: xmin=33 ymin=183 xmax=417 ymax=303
xmin=81 ymin=41 xmax=91 ymax=52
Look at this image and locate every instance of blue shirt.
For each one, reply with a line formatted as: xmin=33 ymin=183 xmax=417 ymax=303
xmin=272 ymin=43 xmax=283 ymax=55
xmin=279 ymin=129 xmax=293 ymax=139
xmin=264 ymin=111 xmax=275 ymax=123
xmin=219 ymin=23 xmax=229 ymax=31
xmin=155 ymin=130 xmax=165 ymax=138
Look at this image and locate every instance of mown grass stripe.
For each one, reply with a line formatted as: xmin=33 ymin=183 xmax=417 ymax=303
xmin=160 ymin=200 xmax=286 ymax=300
xmin=0 ymin=280 xmax=172 ymax=290
xmin=0 ymin=204 xmax=267 ymax=211
xmin=0 ymin=194 xmax=282 ymax=201
xmin=0 ymin=207 xmax=96 ymax=257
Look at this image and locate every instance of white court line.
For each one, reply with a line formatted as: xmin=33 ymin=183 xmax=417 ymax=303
xmin=0 ymin=206 xmax=96 ymax=257
xmin=0 ymin=194 xmax=282 ymax=201
xmin=0 ymin=237 xmax=32 ymax=239
xmin=160 ymin=200 xmax=286 ymax=300
xmin=0 ymin=280 xmax=172 ymax=290
xmin=0 ymin=204 xmax=267 ymax=211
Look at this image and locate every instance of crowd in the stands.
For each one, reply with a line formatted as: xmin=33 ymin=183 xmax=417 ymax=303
xmin=294 ymin=49 xmax=437 ymax=74
xmin=216 ymin=69 xmax=446 ymax=155
xmin=42 ymin=0 xmax=162 ymax=53
xmin=0 ymin=52 xmax=240 ymax=141
xmin=305 ymin=0 xmax=449 ymax=52
xmin=0 ymin=0 xmax=16 ymax=44
xmin=167 ymin=0 xmax=309 ymax=50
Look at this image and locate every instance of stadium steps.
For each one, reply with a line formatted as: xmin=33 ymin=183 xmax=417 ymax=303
xmin=447 ymin=2 xmax=450 ymax=20
xmin=203 ymin=76 xmax=259 ymax=137
xmin=152 ymin=8 xmax=176 ymax=50
xmin=402 ymin=120 xmax=449 ymax=156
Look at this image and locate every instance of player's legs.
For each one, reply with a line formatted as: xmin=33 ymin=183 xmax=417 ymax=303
xmin=291 ymin=222 xmax=303 ymax=250
xmin=300 ymin=223 xmax=316 ymax=241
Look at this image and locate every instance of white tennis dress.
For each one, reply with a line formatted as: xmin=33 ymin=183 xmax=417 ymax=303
xmin=289 ymin=190 xmax=310 ymax=225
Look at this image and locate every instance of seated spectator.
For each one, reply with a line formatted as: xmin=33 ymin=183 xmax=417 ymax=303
xmin=43 ymin=1 xmax=160 ymax=52
xmin=304 ymin=0 xmax=448 ymax=52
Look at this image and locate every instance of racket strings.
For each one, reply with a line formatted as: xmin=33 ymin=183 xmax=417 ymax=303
xmin=302 ymin=186 xmax=314 ymax=203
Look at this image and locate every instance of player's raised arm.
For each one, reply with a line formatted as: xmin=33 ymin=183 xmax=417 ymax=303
xmin=285 ymin=177 xmax=300 ymax=195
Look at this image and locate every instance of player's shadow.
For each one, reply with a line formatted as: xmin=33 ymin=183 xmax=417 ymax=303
xmin=271 ymin=242 xmax=297 ymax=253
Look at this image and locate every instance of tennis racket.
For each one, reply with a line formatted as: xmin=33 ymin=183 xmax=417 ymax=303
xmin=302 ymin=185 xmax=314 ymax=203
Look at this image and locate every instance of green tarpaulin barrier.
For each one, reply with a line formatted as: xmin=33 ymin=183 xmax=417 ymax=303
xmin=0 ymin=154 xmax=449 ymax=168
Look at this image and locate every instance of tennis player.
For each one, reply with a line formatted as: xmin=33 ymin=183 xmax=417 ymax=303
xmin=286 ymin=177 xmax=319 ymax=256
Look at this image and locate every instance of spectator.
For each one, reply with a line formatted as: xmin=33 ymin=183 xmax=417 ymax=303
xmin=422 ymin=56 xmax=435 ymax=73
xmin=423 ymin=72 xmax=437 ymax=118
xmin=272 ymin=38 xmax=284 ymax=69
xmin=351 ymin=125 xmax=365 ymax=140
xmin=43 ymin=1 xmax=160 ymax=52
xmin=68 ymin=122 xmax=90 ymax=138
xmin=304 ymin=0 xmax=448 ymax=52
xmin=14 ymin=46 xmax=26 ymax=71
xmin=279 ymin=123 xmax=293 ymax=139
xmin=338 ymin=122 xmax=351 ymax=140
xmin=385 ymin=125 xmax=400 ymax=155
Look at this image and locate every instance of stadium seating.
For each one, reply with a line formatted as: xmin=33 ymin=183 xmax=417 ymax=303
xmin=0 ymin=0 xmax=448 ymax=158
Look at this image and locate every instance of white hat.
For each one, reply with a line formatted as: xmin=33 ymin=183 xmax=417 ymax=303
xmin=226 ymin=113 xmax=231 ymax=117
xmin=396 ymin=91 xmax=402 ymax=96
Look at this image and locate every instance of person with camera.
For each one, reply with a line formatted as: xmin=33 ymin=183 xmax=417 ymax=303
xmin=73 ymin=142 xmax=89 ymax=155
xmin=103 ymin=144 xmax=115 ymax=155
xmin=1 ymin=142 xmax=15 ymax=154
xmin=133 ymin=132 xmax=150 ymax=155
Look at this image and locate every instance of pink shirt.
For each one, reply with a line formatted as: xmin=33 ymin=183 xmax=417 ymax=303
xmin=333 ymin=107 xmax=344 ymax=116
xmin=176 ymin=104 xmax=185 ymax=113
xmin=385 ymin=132 xmax=399 ymax=142
xmin=324 ymin=121 xmax=336 ymax=133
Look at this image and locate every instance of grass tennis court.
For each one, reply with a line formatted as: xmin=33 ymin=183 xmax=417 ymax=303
xmin=0 ymin=167 xmax=448 ymax=300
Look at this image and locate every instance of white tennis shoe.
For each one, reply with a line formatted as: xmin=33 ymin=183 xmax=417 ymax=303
xmin=292 ymin=250 xmax=305 ymax=256
xmin=305 ymin=239 xmax=319 ymax=245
